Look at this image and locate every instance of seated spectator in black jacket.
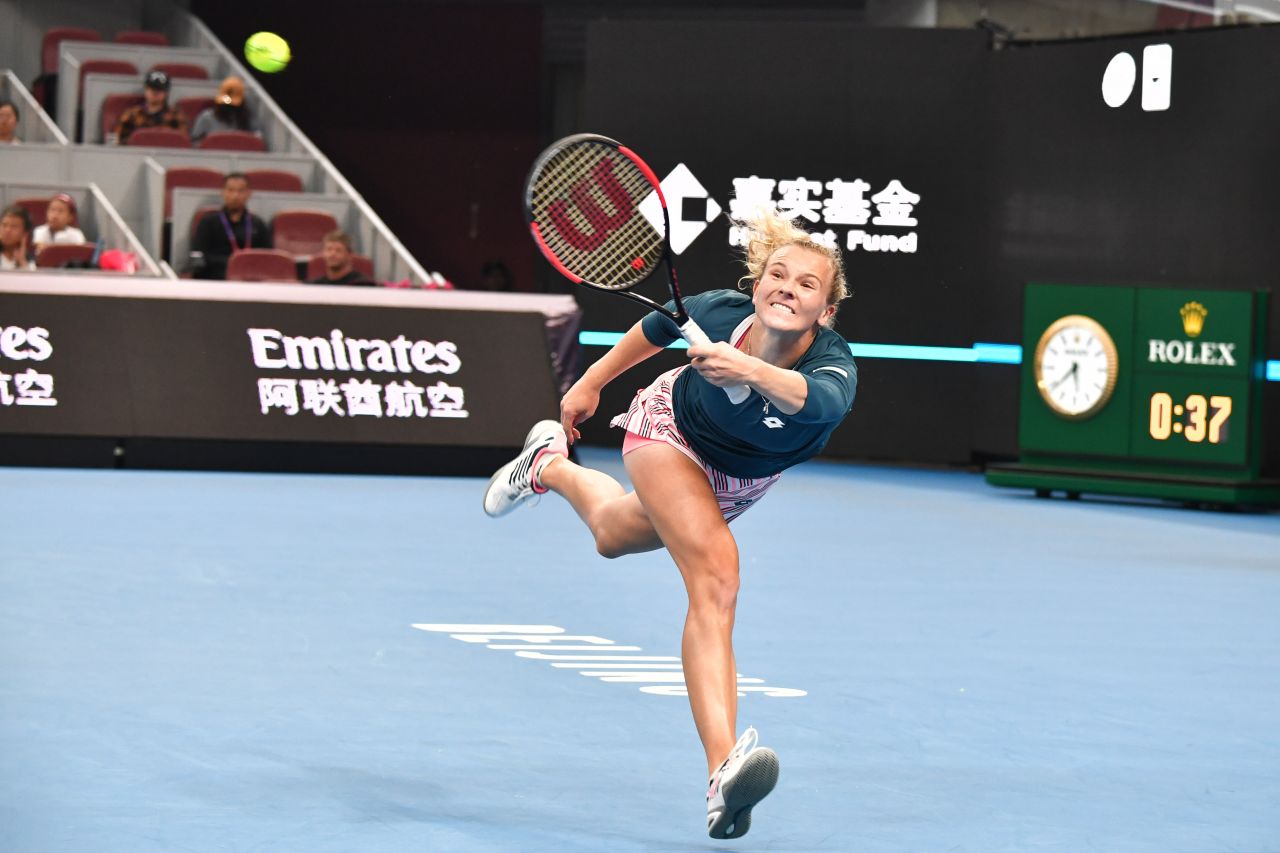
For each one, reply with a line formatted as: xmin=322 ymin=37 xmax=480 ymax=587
xmin=189 ymin=173 xmax=271 ymax=279
xmin=114 ymin=71 xmax=186 ymax=145
xmin=308 ymin=230 xmax=372 ymax=285
xmin=0 ymin=99 xmax=20 ymax=145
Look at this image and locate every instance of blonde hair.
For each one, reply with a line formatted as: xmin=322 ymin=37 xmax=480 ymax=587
xmin=733 ymin=208 xmax=849 ymax=325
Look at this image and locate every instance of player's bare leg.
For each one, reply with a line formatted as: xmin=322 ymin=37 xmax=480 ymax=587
xmin=539 ymin=455 xmax=664 ymax=557
xmin=623 ymin=442 xmax=740 ymax=775
xmin=624 ymin=443 xmax=779 ymax=839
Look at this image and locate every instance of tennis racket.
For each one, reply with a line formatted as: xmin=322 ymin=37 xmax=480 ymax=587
xmin=524 ymin=133 xmax=750 ymax=404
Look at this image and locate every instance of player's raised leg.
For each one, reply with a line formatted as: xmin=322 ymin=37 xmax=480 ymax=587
xmin=538 ymin=456 xmax=663 ymax=557
xmin=483 ymin=419 xmax=663 ymax=557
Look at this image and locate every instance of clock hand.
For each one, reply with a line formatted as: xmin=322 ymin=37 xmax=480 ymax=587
xmin=1048 ymin=362 xmax=1078 ymax=391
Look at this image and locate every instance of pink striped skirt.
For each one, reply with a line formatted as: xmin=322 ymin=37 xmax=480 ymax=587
xmin=610 ymin=365 xmax=780 ymax=523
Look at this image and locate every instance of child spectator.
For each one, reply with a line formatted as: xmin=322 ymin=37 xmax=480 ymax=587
xmin=32 ymin=194 xmax=87 ymax=249
xmin=308 ymin=230 xmax=371 ymax=285
xmin=191 ymin=76 xmax=260 ymax=143
xmin=1 ymin=205 xmax=36 ymax=270
xmin=114 ymin=71 xmax=186 ymax=145
xmin=0 ymin=99 xmax=19 ymax=144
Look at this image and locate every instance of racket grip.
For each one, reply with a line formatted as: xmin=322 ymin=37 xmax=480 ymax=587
xmin=678 ymin=319 xmax=751 ymax=405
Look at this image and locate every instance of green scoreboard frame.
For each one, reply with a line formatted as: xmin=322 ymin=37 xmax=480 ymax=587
xmin=986 ymin=283 xmax=1279 ymax=506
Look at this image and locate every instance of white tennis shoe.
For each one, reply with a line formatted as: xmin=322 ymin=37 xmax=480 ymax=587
xmin=706 ymin=726 xmax=779 ymax=839
xmin=482 ymin=420 xmax=568 ymax=517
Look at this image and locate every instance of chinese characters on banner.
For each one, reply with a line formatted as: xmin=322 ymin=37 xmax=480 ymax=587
xmin=256 ymin=377 xmax=469 ymax=419
xmin=247 ymin=327 xmax=469 ymax=420
xmin=0 ymin=325 xmax=58 ymax=408
xmin=728 ymin=176 xmax=920 ymax=253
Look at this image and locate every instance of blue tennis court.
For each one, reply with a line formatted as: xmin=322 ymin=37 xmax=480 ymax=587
xmin=2 ymin=450 xmax=1277 ymax=852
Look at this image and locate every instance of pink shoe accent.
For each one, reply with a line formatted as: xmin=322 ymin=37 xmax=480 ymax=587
xmin=530 ymin=447 xmax=565 ymax=494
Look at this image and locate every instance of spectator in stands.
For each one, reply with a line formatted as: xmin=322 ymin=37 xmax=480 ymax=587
xmin=191 ymin=76 xmax=259 ymax=144
xmin=0 ymin=99 xmax=19 ymax=144
xmin=189 ymin=173 xmax=271 ymax=279
xmin=114 ymin=70 xmax=186 ymax=145
xmin=481 ymin=260 xmax=515 ymax=291
xmin=1 ymin=205 xmax=36 ymax=271
xmin=308 ymin=230 xmax=371 ymax=285
xmin=32 ymin=194 xmax=87 ymax=249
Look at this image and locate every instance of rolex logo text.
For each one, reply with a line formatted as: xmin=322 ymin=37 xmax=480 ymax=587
xmin=1148 ymin=302 xmax=1235 ymax=367
xmin=1147 ymin=339 xmax=1235 ymax=367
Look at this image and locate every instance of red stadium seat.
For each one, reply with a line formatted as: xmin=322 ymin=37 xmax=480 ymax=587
xmin=175 ymin=96 xmax=214 ymax=127
xmin=78 ymin=59 xmax=138 ymax=101
xmin=36 ymin=242 xmax=97 ymax=268
xmin=164 ymin=167 xmax=224 ymax=218
xmin=226 ymin=249 xmax=299 ymax=282
xmin=306 ymin=254 xmax=375 ymax=281
xmin=272 ymin=211 xmax=340 ymax=257
xmin=115 ymin=30 xmax=170 ymax=46
xmin=42 ymin=27 xmax=102 ymax=74
xmin=13 ymin=198 xmax=50 ymax=227
xmin=127 ymin=126 xmax=191 ymax=148
xmin=100 ymin=92 xmax=144 ymax=142
xmin=198 ymin=131 xmax=266 ymax=152
xmin=149 ymin=62 xmax=208 ymax=81
xmin=189 ymin=206 xmax=221 ymax=238
xmin=243 ymin=170 xmax=304 ymax=193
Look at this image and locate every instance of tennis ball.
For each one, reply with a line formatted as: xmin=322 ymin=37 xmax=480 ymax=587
xmin=245 ymin=32 xmax=291 ymax=74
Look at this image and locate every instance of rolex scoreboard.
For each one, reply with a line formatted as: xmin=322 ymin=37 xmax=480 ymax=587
xmin=986 ymin=283 xmax=1278 ymax=507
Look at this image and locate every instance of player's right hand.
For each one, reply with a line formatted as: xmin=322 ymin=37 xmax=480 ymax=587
xmin=559 ymin=381 xmax=600 ymax=445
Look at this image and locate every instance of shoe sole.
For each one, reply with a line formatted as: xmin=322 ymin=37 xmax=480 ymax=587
xmin=708 ymin=748 xmax=779 ymax=840
xmin=482 ymin=420 xmax=562 ymax=518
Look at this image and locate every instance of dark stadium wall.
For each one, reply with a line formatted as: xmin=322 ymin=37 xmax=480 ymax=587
xmin=188 ymin=6 xmax=1279 ymax=473
xmin=581 ymin=21 xmax=1280 ymax=470
xmin=192 ymin=1 xmax=543 ymax=292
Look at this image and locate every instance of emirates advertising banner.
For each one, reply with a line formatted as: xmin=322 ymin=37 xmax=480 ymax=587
xmin=0 ymin=292 xmax=559 ymax=447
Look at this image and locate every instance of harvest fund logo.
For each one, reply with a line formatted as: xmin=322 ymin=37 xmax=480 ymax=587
xmin=1148 ymin=301 xmax=1235 ymax=367
xmin=639 ymin=163 xmax=722 ymax=255
xmin=642 ymin=164 xmax=922 ymax=256
xmin=727 ymin=174 xmax=921 ymax=254
xmin=247 ymin=327 xmax=469 ymax=419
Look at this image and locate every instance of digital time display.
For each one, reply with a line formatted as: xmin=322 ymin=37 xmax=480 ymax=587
xmin=1148 ymin=392 xmax=1232 ymax=444
xmin=1131 ymin=374 xmax=1250 ymax=466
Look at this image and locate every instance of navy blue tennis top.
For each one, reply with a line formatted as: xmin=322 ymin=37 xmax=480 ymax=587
xmin=640 ymin=289 xmax=857 ymax=479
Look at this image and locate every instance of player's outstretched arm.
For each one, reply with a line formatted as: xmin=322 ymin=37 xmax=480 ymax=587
xmin=561 ymin=320 xmax=662 ymax=443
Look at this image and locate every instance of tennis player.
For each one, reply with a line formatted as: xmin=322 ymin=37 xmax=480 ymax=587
xmin=484 ymin=209 xmax=857 ymax=839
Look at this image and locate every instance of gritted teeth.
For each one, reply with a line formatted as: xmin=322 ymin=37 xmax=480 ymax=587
xmin=770 ymin=302 xmax=795 ymax=314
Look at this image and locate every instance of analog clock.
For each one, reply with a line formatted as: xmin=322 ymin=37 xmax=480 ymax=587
xmin=1033 ymin=314 xmax=1119 ymax=419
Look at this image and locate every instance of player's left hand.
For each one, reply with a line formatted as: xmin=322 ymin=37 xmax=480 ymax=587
xmin=687 ymin=341 xmax=759 ymax=388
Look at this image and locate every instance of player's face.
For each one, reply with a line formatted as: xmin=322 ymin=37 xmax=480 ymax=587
xmin=222 ymin=179 xmax=250 ymax=213
xmin=751 ymin=245 xmax=836 ymax=333
xmin=1 ymin=214 xmax=26 ymax=250
xmin=322 ymin=240 xmax=351 ymax=272
xmin=46 ymin=199 xmax=71 ymax=231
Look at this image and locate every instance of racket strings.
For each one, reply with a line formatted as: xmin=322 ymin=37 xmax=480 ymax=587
xmin=530 ymin=143 xmax=664 ymax=290
xmin=536 ymin=148 xmax=658 ymax=286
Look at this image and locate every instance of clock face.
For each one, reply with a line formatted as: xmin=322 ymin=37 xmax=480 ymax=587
xmin=1034 ymin=315 xmax=1119 ymax=419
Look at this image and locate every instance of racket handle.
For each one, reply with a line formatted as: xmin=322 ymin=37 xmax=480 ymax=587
xmin=678 ymin=319 xmax=751 ymax=405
